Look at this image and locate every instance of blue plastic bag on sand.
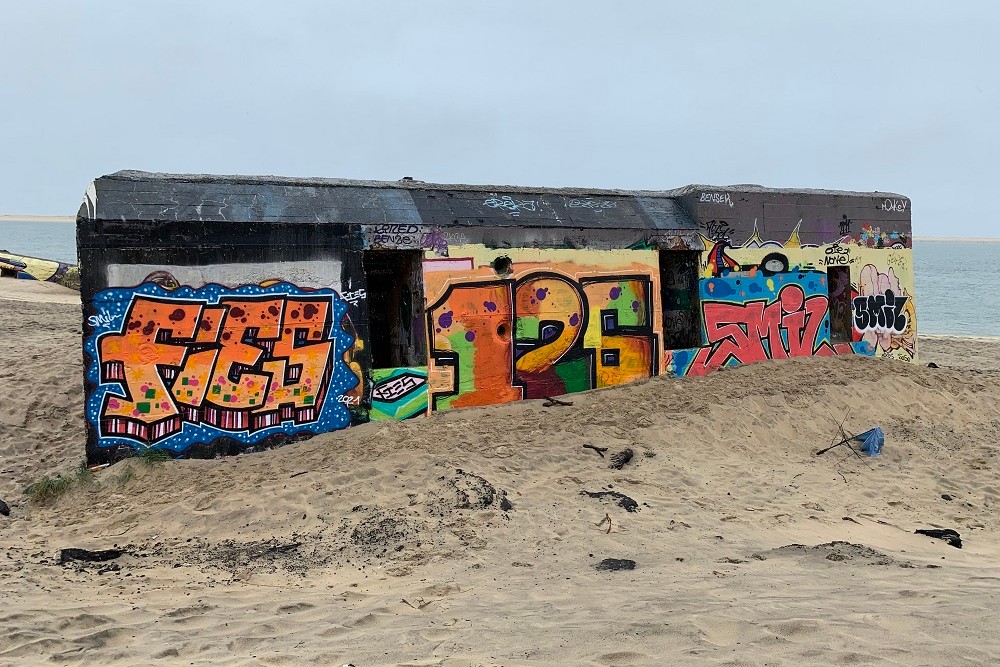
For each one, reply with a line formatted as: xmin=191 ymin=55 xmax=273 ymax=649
xmin=855 ymin=427 xmax=884 ymax=457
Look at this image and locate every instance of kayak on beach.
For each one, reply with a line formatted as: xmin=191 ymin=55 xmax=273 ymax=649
xmin=0 ymin=249 xmax=79 ymax=289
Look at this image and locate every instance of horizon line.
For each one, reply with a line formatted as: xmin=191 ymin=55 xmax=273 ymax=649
xmin=912 ymin=236 xmax=1000 ymax=242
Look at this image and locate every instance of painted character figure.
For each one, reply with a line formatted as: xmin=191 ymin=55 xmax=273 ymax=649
xmin=706 ymin=241 xmax=740 ymax=277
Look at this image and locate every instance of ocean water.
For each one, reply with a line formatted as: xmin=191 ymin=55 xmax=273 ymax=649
xmin=1 ymin=220 xmax=996 ymax=337
xmin=913 ymin=240 xmax=999 ymax=337
xmin=0 ymin=220 xmax=77 ymax=264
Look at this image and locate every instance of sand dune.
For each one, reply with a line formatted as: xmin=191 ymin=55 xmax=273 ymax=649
xmin=2 ymin=289 xmax=999 ymax=666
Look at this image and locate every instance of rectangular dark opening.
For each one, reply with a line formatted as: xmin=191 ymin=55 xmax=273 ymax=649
xmin=659 ymin=249 xmax=702 ymax=349
xmin=362 ymin=249 xmax=427 ymax=368
xmin=0 ymin=267 xmax=17 ymax=278
xmin=827 ymin=266 xmax=853 ymax=343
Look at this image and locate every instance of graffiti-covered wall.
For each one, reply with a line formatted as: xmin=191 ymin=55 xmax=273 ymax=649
xmin=86 ymin=282 xmax=357 ymax=452
xmin=422 ymin=246 xmax=660 ymax=409
xmin=665 ymin=191 xmax=916 ymax=376
xmin=78 ymin=172 xmax=913 ymax=463
xmin=81 ymin=257 xmax=365 ymax=463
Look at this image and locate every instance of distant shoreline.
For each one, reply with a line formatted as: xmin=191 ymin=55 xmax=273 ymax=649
xmin=0 ymin=215 xmax=74 ymax=223
xmin=913 ymin=236 xmax=1000 ymax=242
xmin=920 ymin=333 xmax=1000 ymax=342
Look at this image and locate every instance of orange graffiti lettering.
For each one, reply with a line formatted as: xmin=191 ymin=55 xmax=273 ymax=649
xmin=98 ymin=295 xmax=337 ymax=442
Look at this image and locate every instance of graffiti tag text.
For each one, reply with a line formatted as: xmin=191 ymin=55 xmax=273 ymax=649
xmin=699 ymin=192 xmax=734 ymax=208
xmin=853 ymin=290 xmax=908 ymax=333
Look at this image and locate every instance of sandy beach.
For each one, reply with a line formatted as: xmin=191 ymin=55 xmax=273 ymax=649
xmin=2 ymin=279 xmax=998 ymax=666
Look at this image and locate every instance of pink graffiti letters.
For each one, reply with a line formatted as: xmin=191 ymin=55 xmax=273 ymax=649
xmin=684 ymin=283 xmax=853 ymax=375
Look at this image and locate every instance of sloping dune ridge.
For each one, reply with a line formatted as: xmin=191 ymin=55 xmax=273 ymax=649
xmin=2 ymin=282 xmax=1000 ymax=666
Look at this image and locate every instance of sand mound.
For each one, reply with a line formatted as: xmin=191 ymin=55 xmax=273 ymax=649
xmin=0 ymin=296 xmax=83 ymax=503
xmin=2 ymin=292 xmax=1000 ymax=665
xmin=0 ymin=278 xmax=79 ymax=304
xmin=752 ymin=541 xmax=906 ymax=567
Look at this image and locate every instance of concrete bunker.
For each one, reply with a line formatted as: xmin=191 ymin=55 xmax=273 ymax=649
xmin=77 ymin=172 xmax=915 ymax=464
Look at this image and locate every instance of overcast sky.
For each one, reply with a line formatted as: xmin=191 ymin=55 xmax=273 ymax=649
xmin=2 ymin=1 xmax=997 ymax=236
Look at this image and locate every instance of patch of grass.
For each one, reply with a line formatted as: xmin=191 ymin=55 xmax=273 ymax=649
xmin=74 ymin=462 xmax=97 ymax=486
xmin=138 ymin=447 xmax=172 ymax=467
xmin=24 ymin=474 xmax=75 ymax=502
xmin=23 ymin=462 xmax=98 ymax=502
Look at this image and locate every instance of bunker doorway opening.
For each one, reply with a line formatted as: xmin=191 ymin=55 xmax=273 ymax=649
xmin=827 ymin=265 xmax=853 ymax=343
xmin=362 ymin=249 xmax=427 ymax=369
xmin=659 ymin=249 xmax=702 ymax=350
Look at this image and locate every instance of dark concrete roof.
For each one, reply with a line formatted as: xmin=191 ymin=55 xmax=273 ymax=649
xmin=91 ymin=170 xmax=908 ymax=198
xmin=79 ymin=170 xmax=907 ymax=232
xmin=663 ymin=183 xmax=909 ymax=199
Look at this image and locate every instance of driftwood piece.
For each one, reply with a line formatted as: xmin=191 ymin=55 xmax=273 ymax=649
xmin=542 ymin=396 xmax=573 ymax=407
xmin=401 ymin=598 xmax=433 ymax=610
xmin=816 ymin=411 xmax=873 ymax=470
xmin=261 ymin=542 xmax=301 ymax=556
xmin=583 ymin=444 xmax=608 ymax=458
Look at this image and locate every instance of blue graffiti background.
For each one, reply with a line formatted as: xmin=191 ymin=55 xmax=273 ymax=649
xmin=699 ymin=270 xmax=832 ymax=349
xmin=85 ymin=282 xmax=358 ymax=454
xmin=667 ymin=270 xmax=875 ymax=376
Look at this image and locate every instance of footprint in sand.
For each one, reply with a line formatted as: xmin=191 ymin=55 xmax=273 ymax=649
xmin=595 ymin=650 xmax=649 ymax=665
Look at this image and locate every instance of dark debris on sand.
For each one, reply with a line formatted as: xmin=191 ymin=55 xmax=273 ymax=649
xmin=581 ymin=490 xmax=639 ymax=512
xmin=915 ymin=528 xmax=962 ymax=548
xmin=595 ymin=558 xmax=636 ymax=571
xmin=609 ymin=448 xmax=634 ymax=470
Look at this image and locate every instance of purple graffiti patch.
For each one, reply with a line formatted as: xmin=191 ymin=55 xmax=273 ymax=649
xmin=465 ymin=331 xmax=476 ymax=342
xmin=535 ymin=288 xmax=548 ymax=301
xmin=483 ymin=301 xmax=497 ymax=312
xmin=438 ymin=311 xmax=454 ymax=328
xmin=569 ymin=313 xmax=580 ymax=327
xmin=609 ymin=287 xmax=622 ymax=299
xmin=631 ymin=300 xmax=639 ymax=313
